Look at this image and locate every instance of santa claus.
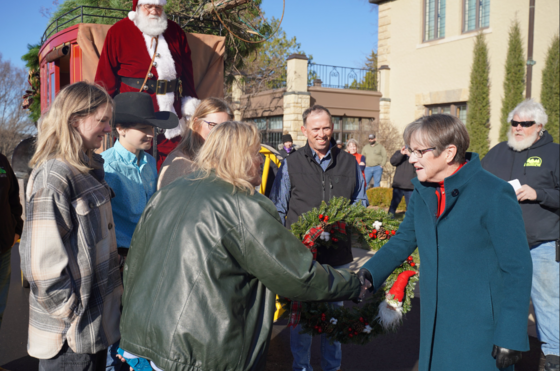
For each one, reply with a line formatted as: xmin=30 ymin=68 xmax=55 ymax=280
xmin=95 ymin=0 xmax=200 ymax=170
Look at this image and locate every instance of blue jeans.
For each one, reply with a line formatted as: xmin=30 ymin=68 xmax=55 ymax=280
xmin=388 ymin=188 xmax=413 ymax=215
xmin=106 ymin=340 xmax=128 ymax=371
xmin=364 ymin=166 xmax=383 ymax=188
xmin=530 ymin=241 xmax=559 ymax=356
xmin=290 ymin=263 xmax=349 ymax=371
xmin=0 ymin=249 xmax=11 ymax=329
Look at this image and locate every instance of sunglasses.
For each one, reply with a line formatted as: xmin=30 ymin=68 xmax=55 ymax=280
xmin=510 ymin=120 xmax=536 ymax=128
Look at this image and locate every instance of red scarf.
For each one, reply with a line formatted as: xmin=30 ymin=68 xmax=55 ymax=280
xmin=435 ymin=162 xmax=466 ymax=218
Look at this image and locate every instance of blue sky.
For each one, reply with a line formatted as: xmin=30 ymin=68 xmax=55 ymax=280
xmin=1 ymin=0 xmax=378 ymax=70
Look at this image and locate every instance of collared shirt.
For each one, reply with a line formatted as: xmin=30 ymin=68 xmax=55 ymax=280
xmin=20 ymin=154 xmax=122 ymax=358
xmin=270 ymin=144 xmax=369 ymax=226
xmin=102 ymin=140 xmax=158 ymax=248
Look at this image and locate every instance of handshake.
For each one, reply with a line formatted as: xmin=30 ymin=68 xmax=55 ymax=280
xmin=353 ymin=269 xmax=374 ymax=304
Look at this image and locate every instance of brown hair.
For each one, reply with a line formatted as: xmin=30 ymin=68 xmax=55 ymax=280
xmin=302 ymin=105 xmax=331 ymax=126
xmin=30 ymin=81 xmax=114 ymax=173
xmin=174 ymin=98 xmax=233 ymax=160
xmin=403 ymin=114 xmax=470 ymax=164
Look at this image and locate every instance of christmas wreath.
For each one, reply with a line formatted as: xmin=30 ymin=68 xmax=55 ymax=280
xmin=278 ymin=197 xmax=419 ymax=345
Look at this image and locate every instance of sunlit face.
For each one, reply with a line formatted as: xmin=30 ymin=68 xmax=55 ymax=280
xmin=509 ymin=114 xmax=542 ymax=146
xmin=74 ymin=103 xmax=113 ymax=151
xmin=249 ymin=148 xmax=264 ymax=187
xmin=139 ymin=3 xmax=163 ymax=17
xmin=117 ymin=123 xmax=154 ymax=152
xmin=347 ymin=142 xmax=357 ymax=154
xmin=302 ymin=111 xmax=333 ymax=155
xmin=407 ymin=134 xmax=455 ymax=183
xmin=196 ymin=112 xmax=230 ymax=141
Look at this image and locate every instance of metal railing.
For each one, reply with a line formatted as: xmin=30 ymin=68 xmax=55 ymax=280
xmin=41 ymin=6 xmax=128 ymax=44
xmin=308 ymin=63 xmax=377 ymax=91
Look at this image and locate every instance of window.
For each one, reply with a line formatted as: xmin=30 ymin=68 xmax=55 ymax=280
xmin=254 ymin=116 xmax=284 ymax=149
xmin=332 ymin=117 xmax=361 ymax=144
xmin=463 ymin=0 xmax=490 ymax=33
xmin=426 ymin=103 xmax=468 ymax=123
xmin=424 ymin=0 xmax=446 ymax=42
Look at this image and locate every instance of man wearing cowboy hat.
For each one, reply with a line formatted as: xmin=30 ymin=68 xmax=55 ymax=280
xmin=95 ymin=0 xmax=199 ymax=171
xmin=101 ymin=92 xmax=178 ymax=370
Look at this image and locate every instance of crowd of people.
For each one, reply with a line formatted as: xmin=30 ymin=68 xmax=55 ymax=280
xmin=0 ymin=0 xmax=558 ymax=371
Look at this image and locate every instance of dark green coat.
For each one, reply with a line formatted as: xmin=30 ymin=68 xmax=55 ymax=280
xmin=363 ymin=153 xmax=532 ymax=371
xmin=119 ymin=172 xmax=361 ymax=371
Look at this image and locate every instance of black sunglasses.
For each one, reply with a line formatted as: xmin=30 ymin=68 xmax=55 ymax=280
xmin=510 ymin=120 xmax=536 ymax=128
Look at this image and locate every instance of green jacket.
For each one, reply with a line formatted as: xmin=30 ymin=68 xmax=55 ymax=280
xmin=119 ymin=171 xmax=361 ymax=371
xmin=361 ymin=142 xmax=387 ymax=167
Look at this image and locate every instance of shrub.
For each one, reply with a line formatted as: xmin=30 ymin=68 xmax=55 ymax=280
xmin=367 ymin=187 xmax=406 ymax=210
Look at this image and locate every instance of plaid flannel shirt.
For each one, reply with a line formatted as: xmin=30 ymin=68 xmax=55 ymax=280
xmin=20 ymin=155 xmax=122 ymax=359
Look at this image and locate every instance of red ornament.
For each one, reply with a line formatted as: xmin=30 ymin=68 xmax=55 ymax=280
xmin=309 ymin=242 xmax=314 ymax=247
xmin=369 ymin=233 xmax=374 ymax=238
xmin=332 ymin=237 xmax=338 ymax=242
xmin=391 ymin=230 xmax=396 ymax=235
xmin=410 ymin=262 xmax=416 ymax=267
xmin=365 ymin=322 xmax=369 ymax=326
xmin=348 ymin=327 xmax=353 ymax=332
xmin=324 ymin=216 xmax=329 ymax=222
xmin=373 ymin=229 xmax=377 ymax=233
xmin=349 ymin=334 xmax=354 ymax=338
xmin=354 ymin=331 xmax=358 ymax=336
xmin=318 ymin=328 xmax=323 ymax=333
xmin=388 ymin=270 xmax=417 ymax=302
xmin=359 ymin=317 xmax=364 ymax=323
xmin=319 ymin=214 xmax=324 ymax=220
xmin=385 ymin=230 xmax=390 ymax=235
xmin=407 ymin=256 xmax=413 ymax=261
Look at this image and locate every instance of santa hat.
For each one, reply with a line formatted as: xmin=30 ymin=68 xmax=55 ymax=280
xmin=129 ymin=0 xmax=167 ymax=21
xmin=375 ymin=270 xmax=417 ymax=331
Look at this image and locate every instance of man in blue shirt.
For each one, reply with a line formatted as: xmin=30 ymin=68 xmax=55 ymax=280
xmin=269 ymin=105 xmax=368 ymax=371
xmin=101 ymin=92 xmax=178 ymax=371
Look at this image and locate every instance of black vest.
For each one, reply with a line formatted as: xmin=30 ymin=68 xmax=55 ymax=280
xmin=285 ymin=141 xmax=357 ymax=266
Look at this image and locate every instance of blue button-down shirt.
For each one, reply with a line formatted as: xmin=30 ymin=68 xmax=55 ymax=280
xmin=101 ymin=140 xmax=158 ymax=248
xmin=270 ymin=144 xmax=369 ymax=226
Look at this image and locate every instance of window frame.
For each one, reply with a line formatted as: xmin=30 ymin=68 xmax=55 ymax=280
xmin=462 ymin=0 xmax=490 ymax=34
xmin=332 ymin=116 xmax=362 ymax=145
xmin=423 ymin=0 xmax=446 ymax=43
xmin=254 ymin=116 xmax=284 ymax=149
xmin=425 ymin=103 xmax=468 ymax=123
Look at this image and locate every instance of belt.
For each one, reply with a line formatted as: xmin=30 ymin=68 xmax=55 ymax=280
xmin=121 ymin=77 xmax=180 ymax=95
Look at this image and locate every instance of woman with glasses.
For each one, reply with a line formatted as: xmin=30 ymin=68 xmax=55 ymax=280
xmin=358 ymin=114 xmax=532 ymax=371
xmin=158 ymin=98 xmax=233 ymax=189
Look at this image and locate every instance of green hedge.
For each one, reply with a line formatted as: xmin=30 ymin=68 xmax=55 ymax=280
xmin=366 ymin=188 xmax=406 ymax=210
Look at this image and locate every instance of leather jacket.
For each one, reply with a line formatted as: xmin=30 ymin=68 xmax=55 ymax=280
xmin=119 ymin=171 xmax=361 ymax=371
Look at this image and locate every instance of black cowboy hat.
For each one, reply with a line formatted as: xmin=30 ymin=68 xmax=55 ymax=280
xmin=114 ymin=92 xmax=179 ymax=129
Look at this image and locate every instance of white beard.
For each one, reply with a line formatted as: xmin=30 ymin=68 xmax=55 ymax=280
xmin=135 ymin=10 xmax=168 ymax=36
xmin=507 ymin=129 xmax=539 ymax=151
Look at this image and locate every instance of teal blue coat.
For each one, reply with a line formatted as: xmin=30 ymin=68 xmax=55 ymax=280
xmin=363 ymin=153 xmax=532 ymax=371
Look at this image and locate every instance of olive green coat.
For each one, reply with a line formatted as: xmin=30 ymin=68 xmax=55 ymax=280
xmin=119 ymin=172 xmax=361 ymax=371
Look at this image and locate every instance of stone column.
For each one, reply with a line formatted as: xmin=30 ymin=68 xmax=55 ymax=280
xmin=231 ymin=74 xmax=244 ymax=121
xmin=378 ymin=65 xmax=391 ymax=128
xmin=283 ymin=54 xmax=310 ymax=148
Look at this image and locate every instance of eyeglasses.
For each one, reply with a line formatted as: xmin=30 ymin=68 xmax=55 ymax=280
xmin=407 ymin=147 xmax=436 ymax=158
xmin=142 ymin=4 xmax=163 ymax=12
xmin=510 ymin=120 xmax=536 ymax=128
xmin=203 ymin=120 xmax=219 ymax=130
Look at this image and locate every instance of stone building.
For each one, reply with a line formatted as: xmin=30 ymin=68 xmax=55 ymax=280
xmin=370 ymin=0 xmax=559 ymax=146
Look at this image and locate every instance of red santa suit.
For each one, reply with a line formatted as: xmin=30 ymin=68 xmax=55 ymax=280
xmin=95 ymin=0 xmax=199 ymax=170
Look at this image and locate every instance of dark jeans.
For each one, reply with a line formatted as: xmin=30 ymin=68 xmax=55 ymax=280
xmin=39 ymin=342 xmax=108 ymax=371
xmin=388 ymin=188 xmax=413 ymax=215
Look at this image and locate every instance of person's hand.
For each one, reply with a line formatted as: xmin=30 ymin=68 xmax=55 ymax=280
xmin=492 ymin=345 xmax=522 ymax=369
xmin=115 ymin=354 xmax=134 ymax=371
xmin=354 ymin=268 xmax=374 ymax=303
xmin=11 ymin=234 xmax=20 ymax=247
xmin=516 ymin=184 xmax=537 ymax=201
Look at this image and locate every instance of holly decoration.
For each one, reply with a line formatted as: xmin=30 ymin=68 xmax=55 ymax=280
xmin=280 ymin=197 xmax=419 ymax=345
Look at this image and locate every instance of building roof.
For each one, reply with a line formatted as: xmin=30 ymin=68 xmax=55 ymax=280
xmin=368 ymin=0 xmax=391 ymax=4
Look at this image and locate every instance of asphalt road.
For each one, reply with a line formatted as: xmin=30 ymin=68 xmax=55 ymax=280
xmin=0 ymin=244 xmax=545 ymax=371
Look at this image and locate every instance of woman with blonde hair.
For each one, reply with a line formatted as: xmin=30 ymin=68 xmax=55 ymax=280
xmin=347 ymin=138 xmax=366 ymax=188
xmin=20 ymin=81 xmax=122 ymax=370
xmin=116 ymin=121 xmax=361 ymax=371
xmin=157 ymin=97 xmax=232 ymax=189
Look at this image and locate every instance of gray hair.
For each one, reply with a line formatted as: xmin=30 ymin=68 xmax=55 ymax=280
xmin=403 ymin=114 xmax=470 ymax=164
xmin=507 ymin=99 xmax=548 ymax=126
xmin=346 ymin=138 xmax=359 ymax=147
xmin=302 ymin=105 xmax=331 ymax=126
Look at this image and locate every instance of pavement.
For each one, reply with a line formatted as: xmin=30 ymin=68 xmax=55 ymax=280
xmin=0 ymin=245 xmax=545 ymax=370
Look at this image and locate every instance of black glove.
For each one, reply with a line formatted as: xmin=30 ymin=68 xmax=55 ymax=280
xmin=353 ymin=268 xmax=374 ymax=304
xmin=492 ymin=345 xmax=522 ymax=369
